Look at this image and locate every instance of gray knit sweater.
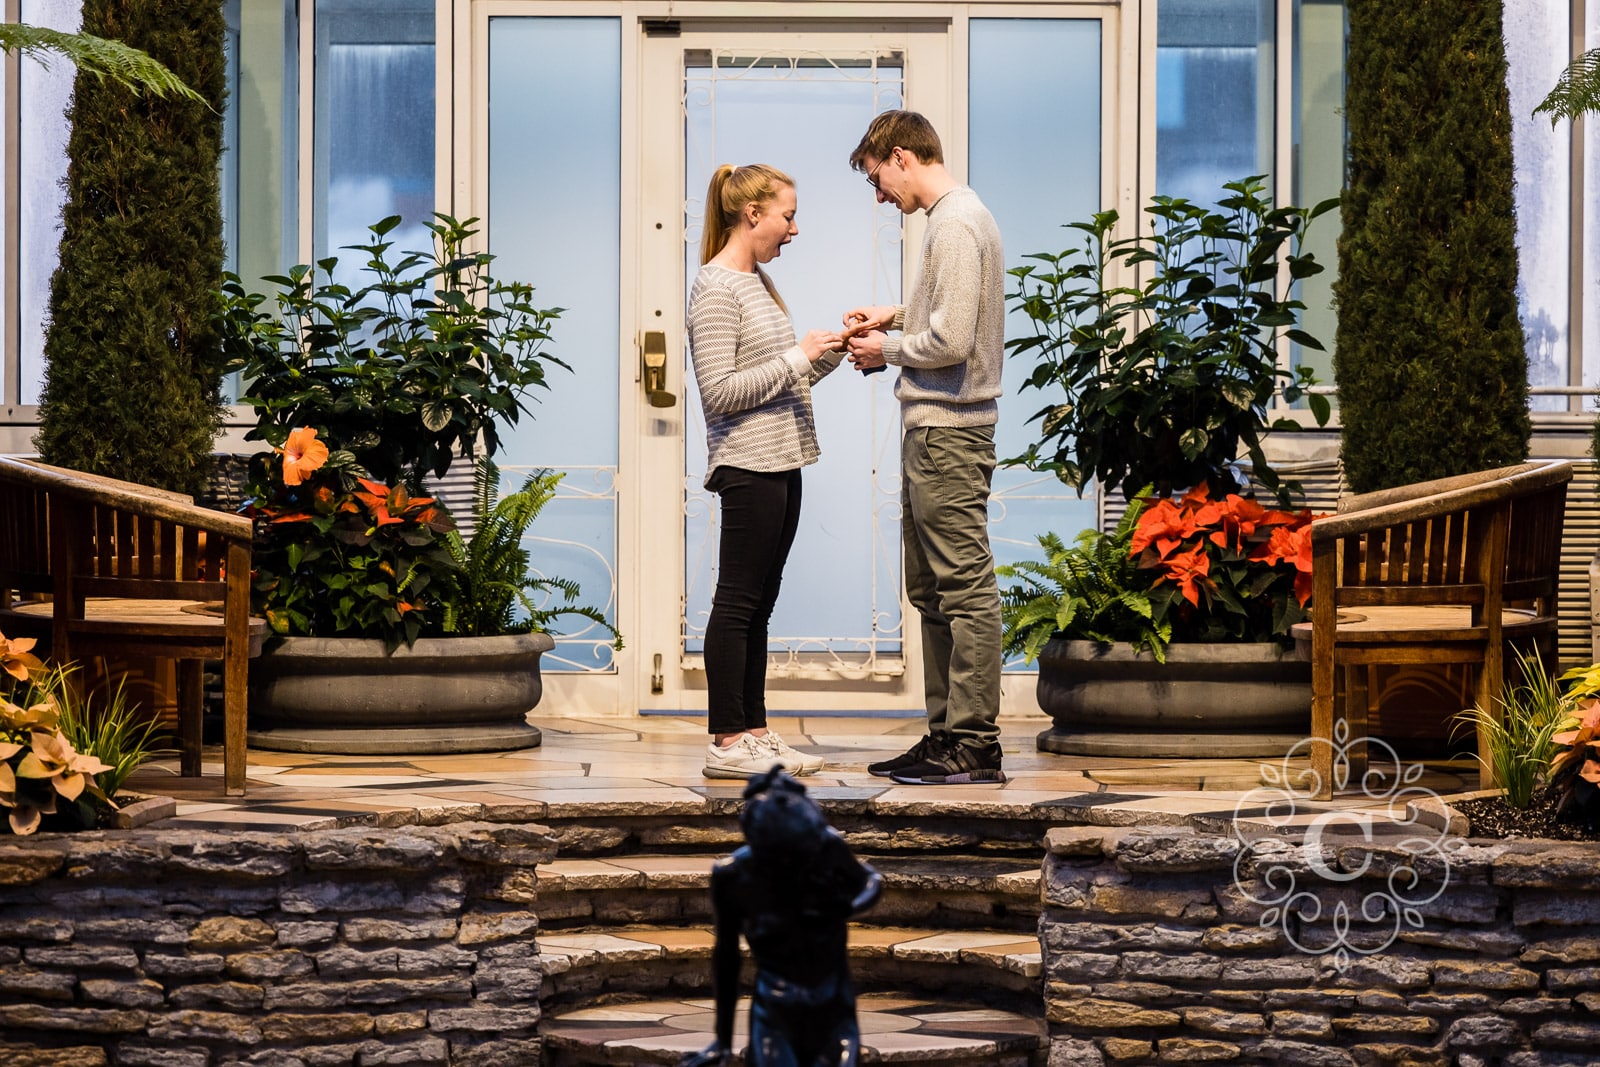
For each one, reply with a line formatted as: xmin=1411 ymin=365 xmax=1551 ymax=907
xmin=879 ymin=186 xmax=1005 ymax=430
xmin=688 ymin=264 xmax=842 ymax=484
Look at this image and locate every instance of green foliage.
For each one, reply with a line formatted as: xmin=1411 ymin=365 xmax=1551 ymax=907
xmin=1452 ymin=647 xmax=1568 ymax=809
xmin=0 ymin=20 xmax=203 ymax=101
xmin=1534 ymin=46 xmax=1600 ymax=127
xmin=218 ymin=213 xmax=566 ymax=491
xmin=1334 ymin=0 xmax=1530 ymax=493
xmin=443 ymin=460 xmax=622 ymax=646
xmin=246 ymin=447 xmax=462 ymax=651
xmin=35 ymin=0 xmax=228 ymax=495
xmin=47 ymin=668 xmax=172 ymax=801
xmin=998 ymin=495 xmax=1171 ymax=664
xmin=1006 ymin=176 xmax=1334 ymax=504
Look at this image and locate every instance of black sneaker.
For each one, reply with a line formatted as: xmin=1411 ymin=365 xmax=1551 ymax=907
xmin=890 ymin=741 xmax=1006 ymax=785
xmin=867 ymin=734 xmax=946 ymax=778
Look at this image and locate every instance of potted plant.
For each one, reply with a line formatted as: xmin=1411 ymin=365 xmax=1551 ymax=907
xmin=1001 ymin=176 xmax=1335 ymax=757
xmin=217 ymin=214 xmax=616 ymax=755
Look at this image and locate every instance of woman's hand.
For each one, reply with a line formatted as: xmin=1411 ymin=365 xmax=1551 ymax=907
xmin=799 ymin=329 xmax=844 ymax=363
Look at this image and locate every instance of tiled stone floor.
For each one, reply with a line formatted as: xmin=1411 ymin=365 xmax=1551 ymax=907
xmin=126 ymin=712 xmax=1480 ymax=834
xmin=540 ymin=993 xmax=1047 ymax=1066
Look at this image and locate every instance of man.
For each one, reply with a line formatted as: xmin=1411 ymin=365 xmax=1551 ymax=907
xmin=842 ymin=110 xmax=1007 ymax=785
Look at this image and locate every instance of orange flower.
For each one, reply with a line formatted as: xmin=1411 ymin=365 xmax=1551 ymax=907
xmin=0 ymin=632 xmax=44 ymax=684
xmin=281 ymin=427 xmax=330 ymax=486
xmin=1153 ymin=544 xmax=1212 ymax=606
xmin=1256 ymin=524 xmax=1316 ymax=604
xmin=1129 ymin=498 xmax=1198 ymax=559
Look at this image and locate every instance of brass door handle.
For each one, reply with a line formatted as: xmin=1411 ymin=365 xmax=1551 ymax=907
xmin=641 ymin=331 xmax=677 ymax=408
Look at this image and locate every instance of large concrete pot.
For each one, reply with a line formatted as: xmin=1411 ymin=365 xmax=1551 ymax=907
xmin=1035 ymin=638 xmax=1310 ymax=758
xmin=247 ymin=632 xmax=552 ymax=755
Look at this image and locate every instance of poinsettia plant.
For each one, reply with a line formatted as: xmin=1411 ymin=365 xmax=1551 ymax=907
xmin=1129 ymin=485 xmax=1320 ymax=644
xmin=1000 ymin=486 xmax=1322 ymax=662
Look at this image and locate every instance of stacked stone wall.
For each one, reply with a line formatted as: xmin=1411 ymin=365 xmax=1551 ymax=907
xmin=0 ymin=823 xmax=556 ymax=1067
xmin=1042 ymin=827 xmax=1600 ymax=1067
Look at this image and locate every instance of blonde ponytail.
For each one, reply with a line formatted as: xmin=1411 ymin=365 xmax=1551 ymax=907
xmin=699 ymin=162 xmax=794 ymax=314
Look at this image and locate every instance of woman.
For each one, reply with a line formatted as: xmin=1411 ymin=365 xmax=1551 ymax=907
xmin=690 ymin=163 xmax=840 ymax=779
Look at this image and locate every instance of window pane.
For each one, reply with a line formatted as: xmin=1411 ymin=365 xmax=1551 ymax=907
xmin=488 ymin=17 xmax=621 ymax=672
xmin=18 ymin=0 xmax=81 ymax=409
xmin=1291 ymin=0 xmax=1344 ymax=384
xmin=1585 ymin=7 xmax=1600 ymax=400
xmin=313 ymin=0 xmax=434 ymax=274
xmin=970 ymin=18 xmax=1101 ymax=612
xmin=1504 ymin=0 xmax=1571 ymax=411
xmin=1156 ymin=0 xmax=1276 ymax=204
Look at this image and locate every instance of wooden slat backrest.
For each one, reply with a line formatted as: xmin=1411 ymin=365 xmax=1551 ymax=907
xmin=1314 ymin=461 xmax=1572 ymax=611
xmin=0 ymin=457 xmax=253 ymax=608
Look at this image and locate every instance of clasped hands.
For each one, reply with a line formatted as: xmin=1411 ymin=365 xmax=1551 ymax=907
xmin=797 ymin=305 xmax=895 ymax=373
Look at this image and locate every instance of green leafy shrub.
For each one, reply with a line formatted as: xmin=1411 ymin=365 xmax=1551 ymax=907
xmin=1006 ymin=175 xmax=1334 ymax=504
xmin=218 ymin=213 xmax=565 ymax=490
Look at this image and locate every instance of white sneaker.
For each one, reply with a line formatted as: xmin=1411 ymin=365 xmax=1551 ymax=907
xmin=703 ymin=734 xmax=781 ymax=780
xmin=757 ymin=731 xmax=824 ymax=776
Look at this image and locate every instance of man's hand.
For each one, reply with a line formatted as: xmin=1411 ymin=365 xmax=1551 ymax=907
xmin=842 ymin=305 xmax=896 ymax=335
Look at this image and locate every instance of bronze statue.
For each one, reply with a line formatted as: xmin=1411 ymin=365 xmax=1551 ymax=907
xmin=682 ymin=768 xmax=883 ymax=1067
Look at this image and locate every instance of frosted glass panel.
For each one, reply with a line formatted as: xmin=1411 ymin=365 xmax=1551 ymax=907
xmin=1156 ymin=0 xmax=1275 ymax=204
xmin=488 ymin=17 xmax=621 ymax=672
xmin=682 ymin=55 xmax=904 ymax=662
xmin=1291 ymin=0 xmax=1344 ymax=384
xmin=1504 ymin=0 xmax=1571 ymax=412
xmin=18 ymin=0 xmax=81 ymax=408
xmin=1588 ymin=7 xmax=1600 ymax=402
xmin=970 ymin=19 xmax=1100 ymax=598
xmin=313 ymin=0 xmax=434 ymax=273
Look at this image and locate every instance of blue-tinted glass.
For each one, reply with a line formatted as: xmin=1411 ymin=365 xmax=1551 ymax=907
xmin=1156 ymin=0 xmax=1275 ymax=204
xmin=313 ymin=0 xmax=434 ymax=273
xmin=1504 ymin=0 xmax=1571 ymax=412
xmin=488 ymin=17 xmax=622 ymax=671
xmin=18 ymin=0 xmax=80 ymax=408
xmin=970 ymin=18 xmax=1101 ymax=632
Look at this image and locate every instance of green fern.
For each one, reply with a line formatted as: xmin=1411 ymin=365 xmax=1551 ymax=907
xmin=997 ymin=493 xmax=1170 ymax=664
xmin=443 ymin=459 xmax=622 ymax=647
xmin=0 ymin=22 xmax=203 ymax=102
xmin=1535 ymin=47 xmax=1600 ymax=127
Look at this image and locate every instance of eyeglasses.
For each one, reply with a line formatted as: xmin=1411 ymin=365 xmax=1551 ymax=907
xmin=865 ymin=151 xmax=895 ymax=191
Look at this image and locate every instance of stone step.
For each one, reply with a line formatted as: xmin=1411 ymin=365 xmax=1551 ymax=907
xmin=538 ymin=923 xmax=1042 ymax=1009
xmin=536 ymin=853 xmax=1042 ymax=933
xmin=540 ymin=992 xmax=1048 ymax=1067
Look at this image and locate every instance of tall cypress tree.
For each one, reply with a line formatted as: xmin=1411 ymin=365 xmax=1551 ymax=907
xmin=35 ymin=0 xmax=226 ymax=495
xmin=1333 ymin=0 xmax=1530 ymax=493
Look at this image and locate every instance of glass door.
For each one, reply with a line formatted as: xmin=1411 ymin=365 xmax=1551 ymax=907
xmin=632 ymin=24 xmax=955 ymax=716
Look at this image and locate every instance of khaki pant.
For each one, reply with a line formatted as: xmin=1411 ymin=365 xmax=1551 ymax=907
xmin=901 ymin=425 xmax=1002 ymax=748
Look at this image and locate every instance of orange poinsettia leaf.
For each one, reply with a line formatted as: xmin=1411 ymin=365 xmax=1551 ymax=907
xmin=1131 ymin=498 xmax=1196 ymax=558
xmin=0 ymin=632 xmax=44 ymax=684
xmin=281 ymin=427 xmax=330 ymax=487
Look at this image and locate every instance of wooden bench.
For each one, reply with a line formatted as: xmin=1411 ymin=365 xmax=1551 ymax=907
xmin=1290 ymin=460 xmax=1572 ymax=799
xmin=0 ymin=457 xmax=265 ymax=795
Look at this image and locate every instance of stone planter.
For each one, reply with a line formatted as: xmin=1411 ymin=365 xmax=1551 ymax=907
xmin=1035 ymin=637 xmax=1310 ymax=758
xmin=247 ymin=632 xmax=552 ymax=755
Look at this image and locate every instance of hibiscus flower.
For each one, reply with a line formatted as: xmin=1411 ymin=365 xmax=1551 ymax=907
xmin=281 ymin=426 xmax=330 ymax=486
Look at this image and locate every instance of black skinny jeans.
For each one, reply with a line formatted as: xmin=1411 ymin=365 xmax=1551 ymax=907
xmin=705 ymin=465 xmax=802 ymax=736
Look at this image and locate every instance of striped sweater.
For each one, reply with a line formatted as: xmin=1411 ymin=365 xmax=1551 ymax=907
xmin=688 ymin=264 xmax=841 ymax=484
